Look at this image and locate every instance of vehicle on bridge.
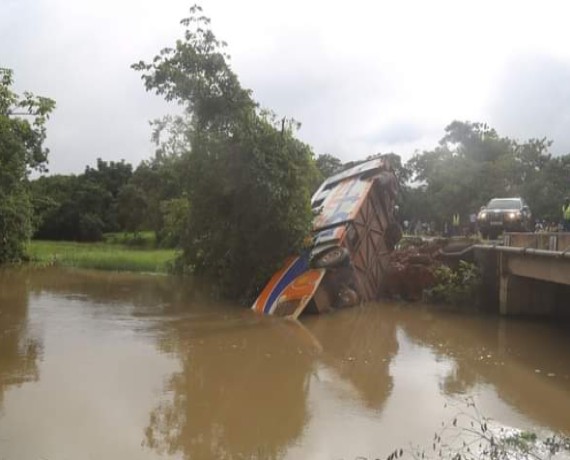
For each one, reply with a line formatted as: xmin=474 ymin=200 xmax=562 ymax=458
xmin=252 ymin=158 xmax=401 ymax=319
xmin=477 ymin=197 xmax=532 ymax=239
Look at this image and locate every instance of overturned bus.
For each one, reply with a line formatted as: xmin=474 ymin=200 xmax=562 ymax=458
xmin=252 ymin=157 xmax=401 ymax=319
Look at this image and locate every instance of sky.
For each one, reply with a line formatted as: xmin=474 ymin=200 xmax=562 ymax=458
xmin=3 ymin=0 xmax=570 ymax=174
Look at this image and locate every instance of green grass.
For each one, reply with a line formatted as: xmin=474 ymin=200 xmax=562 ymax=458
xmin=27 ymin=240 xmax=177 ymax=273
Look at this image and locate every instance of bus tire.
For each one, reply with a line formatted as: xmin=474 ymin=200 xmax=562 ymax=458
xmin=312 ymin=246 xmax=349 ymax=268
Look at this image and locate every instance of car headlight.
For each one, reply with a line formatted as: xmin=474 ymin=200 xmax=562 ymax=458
xmin=478 ymin=212 xmax=487 ymax=219
xmin=508 ymin=212 xmax=516 ymax=219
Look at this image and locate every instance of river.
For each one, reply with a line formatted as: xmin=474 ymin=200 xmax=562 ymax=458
xmin=0 ymin=266 xmax=569 ymax=460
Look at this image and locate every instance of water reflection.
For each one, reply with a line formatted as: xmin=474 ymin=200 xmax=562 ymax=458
xmin=0 ymin=267 xmax=42 ymax=407
xmin=399 ymin=310 xmax=570 ymax=433
xmin=27 ymin=266 xmax=198 ymax=314
xmin=145 ymin=318 xmax=316 ymax=459
xmin=142 ymin=302 xmax=401 ymax=459
xmin=304 ymin=308 xmax=398 ymax=410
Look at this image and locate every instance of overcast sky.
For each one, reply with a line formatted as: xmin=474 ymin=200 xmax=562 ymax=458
xmin=3 ymin=0 xmax=570 ymax=174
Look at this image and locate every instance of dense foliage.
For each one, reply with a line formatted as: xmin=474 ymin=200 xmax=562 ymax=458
xmin=128 ymin=154 xmax=187 ymax=244
xmin=402 ymin=121 xmax=565 ymax=228
xmin=132 ymin=6 xmax=318 ymax=300
xmin=31 ymin=159 xmax=132 ymax=241
xmin=0 ymin=68 xmax=55 ymax=262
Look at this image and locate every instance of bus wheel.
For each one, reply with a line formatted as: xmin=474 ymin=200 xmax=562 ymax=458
xmin=312 ymin=247 xmax=349 ymax=268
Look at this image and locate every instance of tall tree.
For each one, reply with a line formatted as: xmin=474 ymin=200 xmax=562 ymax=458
xmin=0 ymin=68 xmax=55 ymax=262
xmin=83 ymin=158 xmax=133 ymax=231
xmin=133 ymin=6 xmax=318 ymax=300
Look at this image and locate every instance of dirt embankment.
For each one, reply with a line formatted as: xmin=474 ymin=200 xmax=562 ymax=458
xmin=382 ymin=238 xmax=477 ymax=301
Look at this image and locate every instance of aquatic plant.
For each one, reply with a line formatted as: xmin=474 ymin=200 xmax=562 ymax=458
xmin=404 ymin=398 xmax=570 ymax=460
xmin=357 ymin=398 xmax=570 ymax=460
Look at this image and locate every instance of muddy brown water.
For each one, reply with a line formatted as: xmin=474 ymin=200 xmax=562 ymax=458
xmin=0 ymin=266 xmax=569 ymax=460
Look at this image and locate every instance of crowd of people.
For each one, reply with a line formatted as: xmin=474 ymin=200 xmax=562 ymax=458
xmin=534 ymin=197 xmax=570 ymax=233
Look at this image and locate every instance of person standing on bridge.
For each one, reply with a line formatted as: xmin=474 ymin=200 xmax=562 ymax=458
xmin=452 ymin=213 xmax=460 ymax=236
xmin=562 ymin=198 xmax=570 ymax=231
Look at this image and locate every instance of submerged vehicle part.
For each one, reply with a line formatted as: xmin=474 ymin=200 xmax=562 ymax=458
xmin=252 ymin=157 xmax=401 ymax=318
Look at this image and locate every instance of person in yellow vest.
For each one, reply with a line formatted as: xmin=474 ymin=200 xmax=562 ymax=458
xmin=452 ymin=213 xmax=460 ymax=236
xmin=562 ymin=198 xmax=570 ymax=231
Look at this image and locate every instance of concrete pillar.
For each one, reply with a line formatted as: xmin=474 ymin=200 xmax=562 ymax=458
xmin=479 ymin=247 xmax=569 ymax=317
xmin=500 ymin=273 xmax=527 ymax=315
xmin=500 ymin=272 xmax=559 ymax=316
xmin=473 ymin=248 xmax=499 ymax=312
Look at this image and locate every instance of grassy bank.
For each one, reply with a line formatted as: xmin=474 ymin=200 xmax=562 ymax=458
xmin=27 ymin=240 xmax=177 ymax=273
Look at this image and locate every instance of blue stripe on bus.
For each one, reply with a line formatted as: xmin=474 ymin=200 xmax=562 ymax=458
xmin=263 ymin=256 xmax=309 ymax=313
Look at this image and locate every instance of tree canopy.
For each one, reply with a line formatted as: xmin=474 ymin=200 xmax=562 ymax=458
xmin=403 ymin=121 xmax=563 ymax=226
xmin=133 ymin=6 xmax=318 ymax=300
xmin=0 ymin=68 xmax=55 ymax=262
xmin=31 ymin=159 xmax=133 ymax=241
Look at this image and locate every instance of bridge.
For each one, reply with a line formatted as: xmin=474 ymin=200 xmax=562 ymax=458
xmin=473 ymin=233 xmax=570 ymax=316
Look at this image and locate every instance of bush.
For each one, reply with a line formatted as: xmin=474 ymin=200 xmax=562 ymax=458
xmin=423 ymin=261 xmax=481 ymax=306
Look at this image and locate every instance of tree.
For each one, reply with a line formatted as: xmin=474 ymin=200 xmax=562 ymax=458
xmin=159 ymin=197 xmax=190 ymax=248
xmin=30 ymin=157 xmax=137 ymax=241
xmin=521 ymin=153 xmax=570 ymax=222
xmin=84 ymin=158 xmax=133 ymax=199
xmin=404 ymin=121 xmax=560 ymax=230
xmin=117 ymin=183 xmax=148 ymax=236
xmin=129 ymin=154 xmax=187 ymax=244
xmin=83 ymin=158 xmax=133 ymax=232
xmin=0 ymin=68 xmax=55 ymax=262
xmin=315 ymin=153 xmax=343 ymax=180
xmin=31 ymin=174 xmax=110 ymax=242
xmin=133 ymin=6 xmax=317 ymax=300
xmin=367 ymin=152 xmax=412 ymax=184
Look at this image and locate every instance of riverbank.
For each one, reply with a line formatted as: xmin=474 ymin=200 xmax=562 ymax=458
xmin=27 ymin=239 xmax=177 ymax=273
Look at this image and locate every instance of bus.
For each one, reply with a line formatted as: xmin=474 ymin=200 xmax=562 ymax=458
xmin=252 ymin=157 xmax=401 ymax=318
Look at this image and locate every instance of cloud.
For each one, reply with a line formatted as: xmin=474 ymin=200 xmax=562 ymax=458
xmin=1 ymin=0 xmax=188 ymax=174
xmin=5 ymin=0 xmax=570 ymax=173
xmin=365 ymin=121 xmax=425 ymax=145
xmin=487 ymin=54 xmax=570 ymax=155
